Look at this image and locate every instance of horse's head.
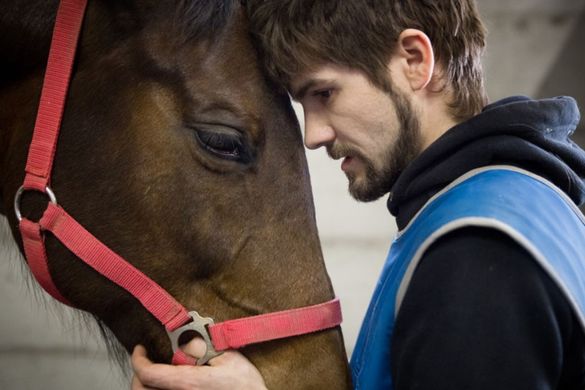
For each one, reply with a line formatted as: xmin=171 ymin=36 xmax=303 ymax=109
xmin=0 ymin=1 xmax=351 ymax=387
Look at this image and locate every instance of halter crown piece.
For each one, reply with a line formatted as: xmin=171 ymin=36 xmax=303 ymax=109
xmin=15 ymin=0 xmax=342 ymax=366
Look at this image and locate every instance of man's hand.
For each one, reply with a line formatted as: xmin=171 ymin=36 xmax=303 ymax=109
xmin=131 ymin=338 xmax=267 ymax=390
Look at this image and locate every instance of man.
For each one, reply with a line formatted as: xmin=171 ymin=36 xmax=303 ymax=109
xmin=133 ymin=1 xmax=585 ymax=388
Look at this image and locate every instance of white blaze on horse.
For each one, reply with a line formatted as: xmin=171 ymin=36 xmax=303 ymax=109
xmin=0 ymin=1 xmax=352 ymax=388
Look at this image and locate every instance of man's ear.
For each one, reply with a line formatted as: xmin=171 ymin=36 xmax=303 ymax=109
xmin=393 ymin=29 xmax=435 ymax=91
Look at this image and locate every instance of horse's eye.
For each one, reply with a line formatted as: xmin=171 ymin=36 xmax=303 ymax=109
xmin=194 ymin=128 xmax=250 ymax=163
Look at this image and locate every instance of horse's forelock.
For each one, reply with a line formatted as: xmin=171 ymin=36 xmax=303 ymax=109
xmin=176 ymin=0 xmax=239 ymax=42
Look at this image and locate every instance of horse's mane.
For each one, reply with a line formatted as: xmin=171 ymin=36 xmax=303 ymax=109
xmin=0 ymin=215 xmax=130 ymax=374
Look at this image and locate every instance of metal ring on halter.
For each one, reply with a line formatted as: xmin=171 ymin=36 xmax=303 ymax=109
xmin=14 ymin=185 xmax=58 ymax=223
xmin=167 ymin=311 xmax=223 ymax=366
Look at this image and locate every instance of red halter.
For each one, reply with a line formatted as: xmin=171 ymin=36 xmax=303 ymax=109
xmin=15 ymin=0 xmax=342 ymax=366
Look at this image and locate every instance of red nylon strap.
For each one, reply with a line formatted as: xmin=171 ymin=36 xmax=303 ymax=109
xmin=172 ymin=350 xmax=198 ymax=366
xmin=19 ymin=218 xmax=72 ymax=305
xmin=209 ymin=298 xmax=342 ymax=350
xmin=37 ymin=203 xmax=192 ymax=330
xmin=24 ymin=0 xmax=88 ymax=192
xmin=170 ymin=298 xmax=342 ymax=365
xmin=16 ymin=0 xmax=191 ymax=332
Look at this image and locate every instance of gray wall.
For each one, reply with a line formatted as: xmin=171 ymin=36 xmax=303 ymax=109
xmin=1 ymin=1 xmax=584 ymax=388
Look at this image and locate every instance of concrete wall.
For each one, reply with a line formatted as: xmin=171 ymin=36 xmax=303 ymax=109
xmin=1 ymin=1 xmax=584 ymax=388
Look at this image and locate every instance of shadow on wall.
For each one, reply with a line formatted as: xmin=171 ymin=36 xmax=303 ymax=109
xmin=536 ymin=7 xmax=585 ymax=212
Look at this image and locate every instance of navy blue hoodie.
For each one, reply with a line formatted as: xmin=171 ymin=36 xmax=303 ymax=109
xmin=388 ymin=96 xmax=585 ymax=389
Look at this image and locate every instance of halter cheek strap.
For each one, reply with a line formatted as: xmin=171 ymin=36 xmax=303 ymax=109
xmin=15 ymin=0 xmax=343 ymax=366
xmin=17 ymin=0 xmax=88 ymax=307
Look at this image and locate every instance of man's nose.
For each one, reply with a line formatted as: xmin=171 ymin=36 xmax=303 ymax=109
xmin=304 ymin=112 xmax=335 ymax=150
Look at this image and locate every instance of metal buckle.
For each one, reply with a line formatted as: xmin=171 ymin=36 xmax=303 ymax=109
xmin=167 ymin=311 xmax=223 ymax=366
xmin=14 ymin=185 xmax=58 ymax=222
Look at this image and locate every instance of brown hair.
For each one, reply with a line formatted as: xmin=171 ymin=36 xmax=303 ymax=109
xmin=246 ymin=0 xmax=488 ymax=121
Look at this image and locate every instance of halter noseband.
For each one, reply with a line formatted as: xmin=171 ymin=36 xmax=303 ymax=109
xmin=14 ymin=0 xmax=342 ymax=366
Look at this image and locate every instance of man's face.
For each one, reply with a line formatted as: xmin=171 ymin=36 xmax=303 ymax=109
xmin=291 ymin=64 xmax=422 ymax=201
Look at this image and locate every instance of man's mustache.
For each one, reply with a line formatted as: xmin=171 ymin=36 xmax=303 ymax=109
xmin=328 ymin=144 xmax=357 ymax=160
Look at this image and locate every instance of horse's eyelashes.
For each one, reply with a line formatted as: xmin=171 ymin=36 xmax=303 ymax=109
xmin=194 ymin=128 xmax=251 ymax=163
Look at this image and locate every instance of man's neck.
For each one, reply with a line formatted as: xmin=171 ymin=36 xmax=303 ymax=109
xmin=418 ymin=97 xmax=460 ymax=150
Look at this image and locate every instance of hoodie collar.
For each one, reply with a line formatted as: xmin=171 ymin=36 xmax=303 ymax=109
xmin=388 ymin=96 xmax=584 ymax=230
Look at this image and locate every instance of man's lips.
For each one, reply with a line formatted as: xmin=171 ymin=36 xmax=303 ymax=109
xmin=327 ymin=146 xmax=359 ymax=172
xmin=341 ymin=156 xmax=353 ymax=171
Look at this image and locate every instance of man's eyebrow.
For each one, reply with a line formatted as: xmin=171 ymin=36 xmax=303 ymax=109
xmin=291 ymin=79 xmax=330 ymax=101
xmin=291 ymin=80 xmax=317 ymax=101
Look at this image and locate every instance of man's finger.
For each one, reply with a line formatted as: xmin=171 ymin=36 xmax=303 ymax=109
xmin=131 ymin=374 xmax=160 ymax=390
xmin=132 ymin=345 xmax=218 ymax=389
xmin=180 ymin=337 xmax=207 ymax=360
xmin=132 ymin=345 xmax=188 ymax=389
xmin=131 ymin=375 xmax=142 ymax=390
xmin=131 ymin=345 xmax=153 ymax=375
xmin=180 ymin=337 xmax=231 ymax=366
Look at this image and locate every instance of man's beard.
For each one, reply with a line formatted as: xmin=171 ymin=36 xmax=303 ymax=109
xmin=329 ymin=88 xmax=421 ymax=202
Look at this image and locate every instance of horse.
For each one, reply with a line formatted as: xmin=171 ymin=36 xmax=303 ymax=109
xmin=0 ymin=1 xmax=352 ymax=388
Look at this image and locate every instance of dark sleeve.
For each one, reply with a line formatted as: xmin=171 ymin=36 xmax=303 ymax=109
xmin=391 ymin=227 xmax=585 ymax=390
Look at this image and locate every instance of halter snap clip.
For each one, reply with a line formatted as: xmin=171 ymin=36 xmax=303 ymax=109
xmin=167 ymin=311 xmax=223 ymax=366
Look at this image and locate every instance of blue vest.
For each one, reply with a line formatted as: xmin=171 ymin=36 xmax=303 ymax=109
xmin=350 ymin=166 xmax=585 ymax=389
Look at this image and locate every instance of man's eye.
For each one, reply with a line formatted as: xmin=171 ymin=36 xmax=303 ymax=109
xmin=194 ymin=129 xmax=250 ymax=163
xmin=313 ymin=89 xmax=333 ymax=99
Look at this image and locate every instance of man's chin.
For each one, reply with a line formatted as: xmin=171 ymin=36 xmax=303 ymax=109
xmin=347 ymin=169 xmax=396 ymax=202
xmin=348 ymin=180 xmax=386 ymax=202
